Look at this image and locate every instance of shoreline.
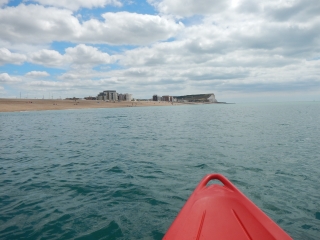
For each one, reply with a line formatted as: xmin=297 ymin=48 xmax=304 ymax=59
xmin=0 ymin=98 xmax=185 ymax=113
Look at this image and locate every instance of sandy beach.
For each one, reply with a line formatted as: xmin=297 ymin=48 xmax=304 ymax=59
xmin=0 ymin=99 xmax=182 ymax=112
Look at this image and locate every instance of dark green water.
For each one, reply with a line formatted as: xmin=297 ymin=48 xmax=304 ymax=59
xmin=1 ymin=102 xmax=319 ymax=239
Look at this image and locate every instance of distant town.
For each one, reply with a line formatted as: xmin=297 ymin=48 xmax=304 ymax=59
xmin=65 ymin=90 xmax=220 ymax=103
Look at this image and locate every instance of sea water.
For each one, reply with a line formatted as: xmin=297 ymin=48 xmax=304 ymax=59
xmin=0 ymin=102 xmax=319 ymax=239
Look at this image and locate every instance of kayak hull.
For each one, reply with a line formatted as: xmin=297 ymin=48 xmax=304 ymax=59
xmin=164 ymin=174 xmax=292 ymax=240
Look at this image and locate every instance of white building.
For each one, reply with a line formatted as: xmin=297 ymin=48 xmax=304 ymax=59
xmin=117 ymin=93 xmax=132 ymax=101
xmin=97 ymin=90 xmax=118 ymax=101
xmin=125 ymin=93 xmax=132 ymax=101
xmin=118 ymin=93 xmax=125 ymax=101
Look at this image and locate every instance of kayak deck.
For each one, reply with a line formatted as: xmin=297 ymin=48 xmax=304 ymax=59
xmin=164 ymin=174 xmax=292 ymax=240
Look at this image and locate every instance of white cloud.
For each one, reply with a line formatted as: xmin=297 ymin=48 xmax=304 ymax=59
xmin=0 ymin=73 xmax=21 ymax=83
xmin=29 ymin=49 xmax=65 ymax=67
xmin=262 ymin=0 xmax=320 ymax=22
xmin=0 ymin=5 xmax=183 ymax=46
xmin=0 ymin=39 xmax=50 ymax=54
xmin=148 ymin=0 xmax=230 ymax=16
xmin=0 ymin=48 xmax=27 ymax=65
xmin=80 ymin=12 xmax=183 ymax=45
xmin=64 ymin=44 xmax=114 ymax=66
xmin=0 ymin=0 xmax=9 ymax=7
xmin=24 ymin=78 xmax=121 ymax=98
xmin=25 ymin=71 xmax=50 ymax=77
xmin=149 ymin=0 xmax=320 ymax=22
xmin=0 ymin=5 xmax=81 ymax=45
xmin=29 ymin=44 xmax=116 ymax=68
xmin=29 ymin=0 xmax=122 ymax=11
xmin=1 ymin=0 xmax=320 ymax=101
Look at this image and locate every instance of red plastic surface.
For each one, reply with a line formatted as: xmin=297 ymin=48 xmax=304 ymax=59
xmin=164 ymin=174 xmax=292 ymax=240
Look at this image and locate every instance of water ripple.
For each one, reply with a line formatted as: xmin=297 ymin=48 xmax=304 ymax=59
xmin=1 ymin=103 xmax=320 ymax=239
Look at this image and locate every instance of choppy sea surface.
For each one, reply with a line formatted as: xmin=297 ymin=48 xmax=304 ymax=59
xmin=1 ymin=102 xmax=320 ymax=239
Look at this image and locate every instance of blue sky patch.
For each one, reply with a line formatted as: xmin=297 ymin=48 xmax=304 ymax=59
xmin=50 ymin=42 xmax=77 ymax=54
xmin=0 ymin=63 xmax=66 ymax=76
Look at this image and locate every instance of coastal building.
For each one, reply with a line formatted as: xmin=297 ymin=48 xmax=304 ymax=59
xmin=118 ymin=93 xmax=132 ymax=101
xmin=96 ymin=90 xmax=133 ymax=101
xmin=96 ymin=92 xmax=106 ymax=100
xmin=153 ymin=94 xmax=173 ymax=102
xmin=97 ymin=90 xmax=118 ymax=101
xmin=125 ymin=93 xmax=132 ymax=101
xmin=84 ymin=96 xmax=96 ymax=100
xmin=153 ymin=95 xmax=161 ymax=101
xmin=118 ymin=94 xmax=125 ymax=101
xmin=65 ymin=97 xmax=80 ymax=101
xmin=162 ymin=95 xmax=173 ymax=102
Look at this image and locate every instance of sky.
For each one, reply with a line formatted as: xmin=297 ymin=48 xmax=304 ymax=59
xmin=0 ymin=0 xmax=319 ymax=102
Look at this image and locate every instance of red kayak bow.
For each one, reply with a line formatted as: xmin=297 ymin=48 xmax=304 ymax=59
xmin=164 ymin=174 xmax=292 ymax=240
